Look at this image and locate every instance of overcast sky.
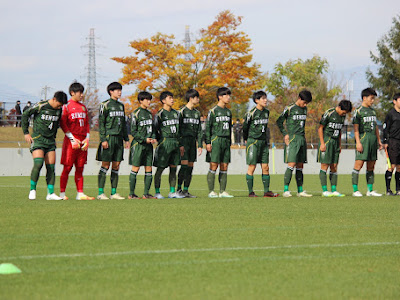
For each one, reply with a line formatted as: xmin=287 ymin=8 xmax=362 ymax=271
xmin=0 ymin=0 xmax=399 ymax=100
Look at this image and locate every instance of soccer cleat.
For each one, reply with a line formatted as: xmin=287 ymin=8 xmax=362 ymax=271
xmin=352 ymin=191 xmax=363 ymax=197
xmin=175 ymin=189 xmax=187 ymax=198
xmin=248 ymin=192 xmax=258 ymax=197
xmin=76 ymin=193 xmax=95 ymax=200
xmin=110 ymin=193 xmax=125 ymax=200
xmin=264 ymin=191 xmax=279 ymax=197
xmin=97 ymin=193 xmax=109 ymax=200
xmin=208 ymin=191 xmax=219 ymax=198
xmin=396 ymin=191 xmax=400 ymax=196
xmin=168 ymin=192 xmax=185 ymax=198
xmin=142 ymin=194 xmax=156 ymax=199
xmin=128 ymin=194 xmax=140 ymax=199
xmin=154 ymin=193 xmax=165 ymax=199
xmin=386 ymin=190 xmax=395 ymax=196
xmin=322 ymin=191 xmax=333 ymax=197
xmin=219 ymin=191 xmax=234 ymax=198
xmin=298 ymin=191 xmax=312 ymax=197
xmin=331 ymin=191 xmax=345 ymax=197
xmin=28 ymin=190 xmax=36 ymax=200
xmin=46 ymin=193 xmax=63 ymax=200
xmin=182 ymin=190 xmax=196 ymax=198
xmin=366 ymin=190 xmax=382 ymax=197
xmin=60 ymin=192 xmax=68 ymax=200
xmin=282 ymin=191 xmax=292 ymax=197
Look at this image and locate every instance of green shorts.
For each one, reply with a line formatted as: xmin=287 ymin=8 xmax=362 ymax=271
xmin=30 ymin=135 xmax=56 ymax=154
xmin=317 ymin=137 xmax=340 ymax=164
xmin=284 ymin=135 xmax=307 ymax=163
xmin=246 ymin=138 xmax=269 ymax=165
xmin=96 ymin=135 xmax=125 ymax=162
xmin=153 ymin=138 xmax=181 ymax=168
xmin=206 ymin=136 xmax=231 ymax=163
xmin=355 ymin=132 xmax=378 ymax=161
xmin=129 ymin=140 xmax=153 ymax=167
xmin=181 ymin=137 xmax=197 ymax=162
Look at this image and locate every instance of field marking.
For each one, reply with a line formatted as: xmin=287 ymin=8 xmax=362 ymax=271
xmin=1 ymin=241 xmax=399 ymax=261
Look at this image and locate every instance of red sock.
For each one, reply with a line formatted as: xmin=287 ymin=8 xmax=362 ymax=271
xmin=75 ymin=166 xmax=84 ymax=193
xmin=60 ymin=165 xmax=73 ymax=192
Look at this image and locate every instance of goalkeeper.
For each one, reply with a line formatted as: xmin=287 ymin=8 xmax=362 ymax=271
xmin=59 ymin=82 xmax=94 ymax=200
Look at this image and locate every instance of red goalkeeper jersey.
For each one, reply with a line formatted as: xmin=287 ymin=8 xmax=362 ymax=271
xmin=60 ymin=99 xmax=90 ymax=140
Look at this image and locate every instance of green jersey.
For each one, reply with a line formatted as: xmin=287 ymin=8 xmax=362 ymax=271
xmin=277 ymin=104 xmax=307 ymax=136
xmin=99 ymin=98 xmax=128 ymax=142
xmin=154 ymin=108 xmax=180 ymax=140
xmin=21 ymin=100 xmax=62 ymax=140
xmin=179 ymin=106 xmax=202 ymax=145
xmin=352 ymin=106 xmax=378 ymax=134
xmin=131 ymin=107 xmax=155 ymax=144
xmin=205 ymin=105 xmax=232 ymax=144
xmin=243 ymin=106 xmax=270 ymax=140
xmin=320 ymin=108 xmax=345 ymax=139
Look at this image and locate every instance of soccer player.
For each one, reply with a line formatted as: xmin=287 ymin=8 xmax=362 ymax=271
xmin=352 ymin=88 xmax=383 ymax=197
xmin=276 ymin=90 xmax=313 ymax=197
xmin=205 ymin=87 xmax=234 ymax=198
xmin=382 ymin=93 xmax=400 ymax=195
xmin=317 ymin=100 xmax=353 ymax=197
xmin=21 ymin=91 xmax=68 ymax=200
xmin=96 ymin=82 xmax=130 ymax=200
xmin=59 ymin=82 xmax=94 ymax=200
xmin=243 ymin=91 xmax=279 ymax=197
xmin=128 ymin=91 xmax=157 ymax=199
xmin=153 ymin=91 xmax=185 ymax=199
xmin=176 ymin=89 xmax=203 ymax=198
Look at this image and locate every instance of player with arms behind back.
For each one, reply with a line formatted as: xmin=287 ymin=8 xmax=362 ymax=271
xmin=59 ymin=82 xmax=94 ymax=200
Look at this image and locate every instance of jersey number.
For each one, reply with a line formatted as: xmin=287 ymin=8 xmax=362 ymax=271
xmin=223 ymin=122 xmax=229 ymax=130
xmin=170 ymin=126 xmax=177 ymax=134
xmin=79 ymin=119 xmax=84 ymax=127
xmin=48 ymin=122 xmax=53 ymax=130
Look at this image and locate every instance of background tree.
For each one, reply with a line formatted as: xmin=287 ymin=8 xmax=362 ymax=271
xmin=264 ymin=55 xmax=342 ymax=146
xmin=112 ymin=10 xmax=264 ymax=114
xmin=366 ymin=15 xmax=400 ymax=119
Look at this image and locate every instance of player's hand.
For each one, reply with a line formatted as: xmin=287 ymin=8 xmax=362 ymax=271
xmin=378 ymin=142 xmax=383 ymax=150
xmin=24 ymin=134 xmax=33 ymax=144
xmin=384 ymin=143 xmax=388 ymax=150
xmin=284 ymin=135 xmax=289 ymax=146
xmin=81 ymin=138 xmax=89 ymax=151
xmin=180 ymin=146 xmax=185 ymax=156
xmin=124 ymin=141 xmax=130 ymax=149
xmin=71 ymin=138 xmax=81 ymax=150
xmin=102 ymin=141 xmax=109 ymax=149
xmin=206 ymin=144 xmax=212 ymax=152
xmin=319 ymin=143 xmax=326 ymax=152
xmin=356 ymin=142 xmax=363 ymax=153
xmin=198 ymin=147 xmax=203 ymax=156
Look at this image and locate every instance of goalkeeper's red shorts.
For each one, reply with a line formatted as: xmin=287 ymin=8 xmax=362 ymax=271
xmin=61 ymin=136 xmax=87 ymax=167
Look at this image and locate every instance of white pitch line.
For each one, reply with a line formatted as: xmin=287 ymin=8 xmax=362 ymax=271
xmin=1 ymin=241 xmax=399 ymax=261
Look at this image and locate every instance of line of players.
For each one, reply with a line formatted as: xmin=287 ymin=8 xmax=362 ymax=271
xmin=21 ymin=82 xmax=400 ymax=200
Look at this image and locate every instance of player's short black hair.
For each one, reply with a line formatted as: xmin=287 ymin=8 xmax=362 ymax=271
xmin=338 ymin=99 xmax=352 ymax=112
xmin=138 ymin=91 xmax=152 ymax=102
xmin=107 ymin=82 xmax=123 ymax=95
xmin=160 ymin=91 xmax=173 ymax=102
xmin=69 ymin=82 xmax=84 ymax=96
xmin=185 ymin=89 xmax=199 ymax=102
xmin=299 ymin=90 xmax=312 ymax=103
xmin=216 ymin=87 xmax=231 ymax=100
xmin=54 ymin=91 xmax=68 ymax=104
xmin=393 ymin=93 xmax=400 ymax=101
xmin=361 ymin=88 xmax=377 ymax=99
xmin=252 ymin=90 xmax=267 ymax=103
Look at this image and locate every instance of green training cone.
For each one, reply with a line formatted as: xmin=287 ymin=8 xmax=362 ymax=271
xmin=0 ymin=263 xmax=22 ymax=274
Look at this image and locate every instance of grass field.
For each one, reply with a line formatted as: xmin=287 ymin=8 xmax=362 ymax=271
xmin=1 ymin=174 xmax=399 ymax=299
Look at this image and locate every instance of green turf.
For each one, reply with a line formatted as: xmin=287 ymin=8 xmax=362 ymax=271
xmin=1 ymin=174 xmax=399 ymax=299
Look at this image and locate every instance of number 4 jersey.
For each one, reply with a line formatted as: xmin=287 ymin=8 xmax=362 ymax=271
xmin=277 ymin=104 xmax=307 ymax=136
xmin=60 ymin=99 xmax=90 ymax=141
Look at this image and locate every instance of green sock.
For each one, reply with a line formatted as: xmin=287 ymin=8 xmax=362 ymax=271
xmin=262 ymin=174 xmax=270 ymax=193
xmin=246 ymin=174 xmax=254 ymax=193
xmin=47 ymin=184 xmax=54 ymax=194
xmin=366 ymin=171 xmax=374 ymax=191
xmin=45 ymin=164 xmax=55 ymax=186
xmin=329 ymin=172 xmax=338 ymax=191
xmin=319 ymin=170 xmax=327 ymax=192
xmin=30 ymin=157 xmax=44 ymax=188
xmin=170 ymin=186 xmax=175 ymax=193
xmin=169 ymin=167 xmax=177 ymax=192
xmin=178 ymin=165 xmax=187 ymax=190
xmin=155 ymin=188 xmax=160 ymax=194
xmin=284 ymin=185 xmax=289 ymax=192
xmin=154 ymin=167 xmax=164 ymax=194
xmin=352 ymin=169 xmax=359 ymax=191
xmin=296 ymin=168 xmax=303 ymax=193
xmin=129 ymin=171 xmax=137 ymax=195
xmin=184 ymin=166 xmax=193 ymax=190
xmin=284 ymin=167 xmax=294 ymax=189
xmin=98 ymin=167 xmax=108 ymax=195
xmin=219 ymin=171 xmax=228 ymax=193
xmin=144 ymin=173 xmax=152 ymax=195
xmin=207 ymin=170 xmax=216 ymax=192
xmin=331 ymin=185 xmax=337 ymax=192
xmin=111 ymin=188 xmax=116 ymax=195
xmin=110 ymin=169 xmax=119 ymax=193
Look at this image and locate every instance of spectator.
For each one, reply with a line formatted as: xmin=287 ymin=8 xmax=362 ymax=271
xmin=23 ymin=101 xmax=32 ymax=113
xmin=233 ymin=118 xmax=243 ymax=145
xmin=15 ymin=100 xmax=22 ymax=127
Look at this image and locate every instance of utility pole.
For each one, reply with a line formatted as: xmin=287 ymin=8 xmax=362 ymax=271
xmin=184 ymin=25 xmax=191 ymax=61
xmin=42 ymin=85 xmax=51 ymax=101
xmin=83 ymin=28 xmax=97 ymax=94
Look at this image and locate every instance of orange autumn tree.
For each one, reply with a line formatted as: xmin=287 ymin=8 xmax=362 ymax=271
xmin=112 ymin=10 xmax=264 ymax=114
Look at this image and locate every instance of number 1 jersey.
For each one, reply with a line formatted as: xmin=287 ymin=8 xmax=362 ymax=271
xmin=60 ymin=99 xmax=90 ymax=140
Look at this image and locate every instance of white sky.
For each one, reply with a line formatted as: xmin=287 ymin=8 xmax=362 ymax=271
xmin=0 ymin=0 xmax=399 ymax=99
